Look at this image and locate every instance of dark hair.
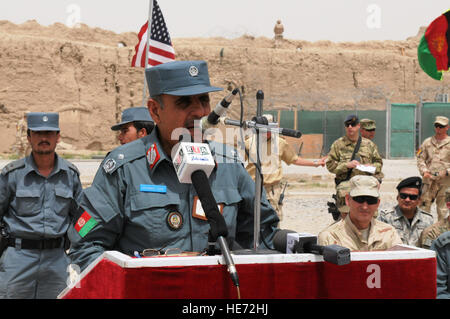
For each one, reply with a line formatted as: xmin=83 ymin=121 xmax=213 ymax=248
xmin=133 ymin=121 xmax=154 ymax=135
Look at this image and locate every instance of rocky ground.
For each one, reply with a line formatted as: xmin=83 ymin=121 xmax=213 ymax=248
xmin=1 ymin=158 xmax=436 ymax=237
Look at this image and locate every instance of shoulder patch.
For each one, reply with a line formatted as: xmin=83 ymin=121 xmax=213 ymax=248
xmin=102 ymin=139 xmax=146 ymax=174
xmin=1 ymin=158 xmax=25 ymax=176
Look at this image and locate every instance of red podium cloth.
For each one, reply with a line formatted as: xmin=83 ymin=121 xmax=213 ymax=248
xmin=60 ymin=246 xmax=436 ymax=299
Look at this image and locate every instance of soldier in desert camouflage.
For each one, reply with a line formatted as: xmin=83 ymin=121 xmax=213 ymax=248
xmin=326 ymin=115 xmax=383 ymax=220
xmin=318 ymin=175 xmax=402 ymax=251
xmin=417 ymin=116 xmax=450 ymax=221
xmin=419 ymin=187 xmax=450 ymax=249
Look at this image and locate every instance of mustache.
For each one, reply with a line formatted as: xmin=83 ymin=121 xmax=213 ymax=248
xmin=184 ymin=119 xmax=201 ymax=129
xmin=38 ymin=141 xmax=50 ymax=146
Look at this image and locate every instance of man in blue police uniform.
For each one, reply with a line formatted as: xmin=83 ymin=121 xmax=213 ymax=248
xmin=111 ymin=106 xmax=154 ymax=145
xmin=431 ymin=230 xmax=450 ymax=298
xmin=0 ymin=112 xmax=83 ymax=299
xmin=68 ymin=60 xmax=280 ymax=271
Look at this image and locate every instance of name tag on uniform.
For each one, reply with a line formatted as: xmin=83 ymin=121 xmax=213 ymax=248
xmin=140 ymin=184 xmax=167 ymax=193
xmin=192 ymin=196 xmax=224 ymax=221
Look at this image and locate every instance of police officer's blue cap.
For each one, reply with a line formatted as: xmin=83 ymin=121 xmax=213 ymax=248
xmin=145 ymin=60 xmax=223 ymax=97
xmin=396 ymin=176 xmax=422 ymax=192
xmin=111 ymin=107 xmax=154 ymax=131
xmin=344 ymin=114 xmax=359 ymax=124
xmin=27 ymin=112 xmax=59 ymax=131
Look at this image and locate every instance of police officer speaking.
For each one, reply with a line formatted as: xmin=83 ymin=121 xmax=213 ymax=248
xmin=0 ymin=112 xmax=83 ymax=299
xmin=68 ymin=60 xmax=280 ymax=271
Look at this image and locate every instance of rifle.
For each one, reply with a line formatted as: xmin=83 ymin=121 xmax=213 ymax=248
xmin=278 ymin=182 xmax=289 ymax=206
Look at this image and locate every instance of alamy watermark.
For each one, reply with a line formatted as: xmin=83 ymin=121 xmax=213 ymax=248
xmin=366 ymin=4 xmax=381 ymax=29
xmin=65 ymin=3 xmax=82 ymax=28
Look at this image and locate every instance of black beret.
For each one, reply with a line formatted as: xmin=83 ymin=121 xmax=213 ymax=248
xmin=396 ymin=176 xmax=422 ymax=191
xmin=344 ymin=114 xmax=359 ymax=124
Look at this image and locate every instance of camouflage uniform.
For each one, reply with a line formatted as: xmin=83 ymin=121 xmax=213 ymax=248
xmin=245 ymin=134 xmax=298 ymax=220
xmin=378 ymin=205 xmax=433 ymax=247
xmin=326 ymin=136 xmax=383 ymax=213
xmin=318 ymin=215 xmax=402 ymax=251
xmin=419 ymin=218 xmax=450 ymax=249
xmin=418 ymin=187 xmax=450 ymax=248
xmin=417 ymin=135 xmax=450 ymax=221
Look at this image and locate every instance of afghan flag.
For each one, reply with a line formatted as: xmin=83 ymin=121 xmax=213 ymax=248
xmin=75 ymin=211 xmax=98 ymax=238
xmin=418 ymin=10 xmax=450 ymax=80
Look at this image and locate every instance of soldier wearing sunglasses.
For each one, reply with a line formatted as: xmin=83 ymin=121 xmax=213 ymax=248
xmin=417 ymin=116 xmax=450 ymax=221
xmin=318 ymin=175 xmax=402 ymax=251
xmin=378 ymin=177 xmax=433 ymax=247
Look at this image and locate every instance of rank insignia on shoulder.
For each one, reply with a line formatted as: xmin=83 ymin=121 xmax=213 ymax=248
xmin=147 ymin=143 xmax=160 ymax=169
xmin=166 ymin=211 xmax=183 ymax=230
xmin=103 ymin=158 xmax=116 ymax=174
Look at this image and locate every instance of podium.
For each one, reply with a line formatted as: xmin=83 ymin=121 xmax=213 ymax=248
xmin=59 ymin=245 xmax=436 ymax=299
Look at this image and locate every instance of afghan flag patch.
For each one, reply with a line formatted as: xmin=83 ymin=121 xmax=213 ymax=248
xmin=75 ymin=211 xmax=98 ymax=238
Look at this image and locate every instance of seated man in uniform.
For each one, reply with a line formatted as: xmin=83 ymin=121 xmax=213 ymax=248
xmin=68 ymin=60 xmax=280 ymax=271
xmin=419 ymin=187 xmax=450 ymax=249
xmin=111 ymin=106 xmax=154 ymax=145
xmin=318 ymin=175 xmax=402 ymax=251
xmin=378 ymin=176 xmax=433 ymax=247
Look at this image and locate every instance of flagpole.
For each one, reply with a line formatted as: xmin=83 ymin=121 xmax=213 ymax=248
xmin=141 ymin=0 xmax=154 ymax=106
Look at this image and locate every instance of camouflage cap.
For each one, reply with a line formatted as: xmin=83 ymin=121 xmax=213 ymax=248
xmin=349 ymin=175 xmax=380 ymax=198
xmin=434 ymin=116 xmax=449 ymax=126
xmin=446 ymin=187 xmax=450 ymax=203
xmin=360 ymin=118 xmax=376 ymax=130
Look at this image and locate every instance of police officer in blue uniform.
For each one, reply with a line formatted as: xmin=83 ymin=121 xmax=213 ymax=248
xmin=111 ymin=106 xmax=154 ymax=145
xmin=431 ymin=230 xmax=450 ymax=298
xmin=68 ymin=60 xmax=280 ymax=271
xmin=0 ymin=112 xmax=83 ymax=298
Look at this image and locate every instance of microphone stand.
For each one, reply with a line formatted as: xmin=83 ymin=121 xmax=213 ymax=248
xmin=253 ymin=90 xmax=264 ymax=250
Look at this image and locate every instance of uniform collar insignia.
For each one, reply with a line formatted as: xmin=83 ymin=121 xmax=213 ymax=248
xmin=146 ymin=143 xmax=161 ymax=170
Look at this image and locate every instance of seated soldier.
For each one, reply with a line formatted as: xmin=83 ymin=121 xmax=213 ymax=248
xmin=318 ymin=175 xmax=402 ymax=251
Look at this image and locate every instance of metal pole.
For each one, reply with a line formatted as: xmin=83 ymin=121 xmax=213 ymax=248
xmin=253 ymin=90 xmax=264 ymax=250
xmin=141 ymin=0 xmax=154 ymax=106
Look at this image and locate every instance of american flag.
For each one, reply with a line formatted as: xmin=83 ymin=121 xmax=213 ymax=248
xmin=131 ymin=0 xmax=175 ymax=68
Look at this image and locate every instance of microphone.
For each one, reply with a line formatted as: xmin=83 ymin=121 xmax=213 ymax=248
xmin=200 ymin=88 xmax=239 ymax=130
xmin=273 ymin=229 xmax=351 ymax=265
xmin=220 ymin=118 xmax=302 ymax=138
xmin=171 ymin=139 xmax=240 ymax=288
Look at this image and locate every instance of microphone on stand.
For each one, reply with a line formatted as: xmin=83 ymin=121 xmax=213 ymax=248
xmin=200 ymin=88 xmax=239 ymax=131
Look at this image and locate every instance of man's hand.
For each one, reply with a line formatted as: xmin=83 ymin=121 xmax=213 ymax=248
xmin=346 ymin=160 xmax=360 ymax=169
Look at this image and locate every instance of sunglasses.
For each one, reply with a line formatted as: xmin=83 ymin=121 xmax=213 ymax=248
xmin=345 ymin=122 xmax=359 ymax=127
xmin=351 ymin=196 xmax=378 ymax=205
xmin=434 ymin=124 xmax=447 ymax=129
xmin=399 ymin=193 xmax=419 ymax=200
xmin=364 ymin=128 xmax=375 ymax=132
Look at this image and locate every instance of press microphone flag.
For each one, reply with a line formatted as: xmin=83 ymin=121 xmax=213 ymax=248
xmin=172 ymin=141 xmax=216 ymax=184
